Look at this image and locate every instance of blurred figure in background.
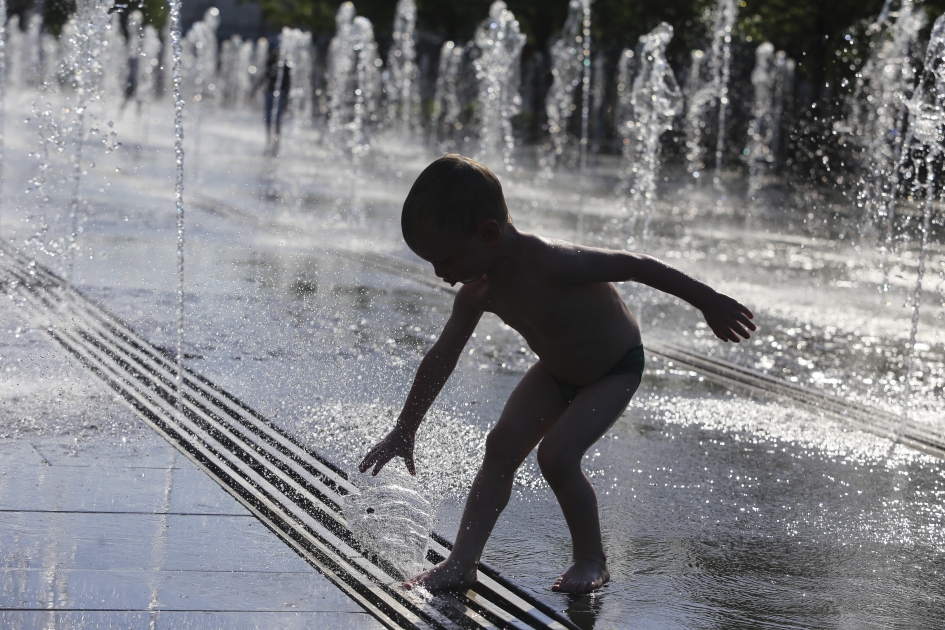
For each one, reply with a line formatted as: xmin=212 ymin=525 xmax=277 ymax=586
xmin=255 ymin=42 xmax=291 ymax=156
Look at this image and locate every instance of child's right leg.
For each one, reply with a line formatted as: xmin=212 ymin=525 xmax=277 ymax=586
xmin=537 ymin=372 xmax=640 ymax=592
xmin=405 ymin=360 xmax=568 ymax=591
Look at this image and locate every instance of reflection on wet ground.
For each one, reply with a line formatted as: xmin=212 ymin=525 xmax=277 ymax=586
xmin=2 ymin=100 xmax=944 ymax=628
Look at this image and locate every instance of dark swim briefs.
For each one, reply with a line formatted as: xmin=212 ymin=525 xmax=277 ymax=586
xmin=553 ymin=344 xmax=645 ymax=404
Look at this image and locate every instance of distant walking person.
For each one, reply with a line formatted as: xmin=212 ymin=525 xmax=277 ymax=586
xmin=255 ymin=43 xmax=291 ymax=156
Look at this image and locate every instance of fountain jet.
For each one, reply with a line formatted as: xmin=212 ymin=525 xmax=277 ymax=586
xmin=615 ymin=24 xmax=682 ymax=249
xmin=684 ymin=0 xmax=738 ymax=184
xmin=385 ymin=0 xmax=420 ymax=137
xmin=472 ymin=1 xmax=525 ymax=171
xmin=541 ymin=0 xmax=584 ymax=178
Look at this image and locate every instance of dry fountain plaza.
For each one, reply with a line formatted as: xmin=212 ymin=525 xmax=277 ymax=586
xmin=2 ymin=1 xmax=945 ymax=628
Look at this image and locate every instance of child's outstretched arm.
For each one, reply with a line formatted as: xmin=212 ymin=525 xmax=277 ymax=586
xmin=549 ymin=242 xmax=756 ymax=342
xmin=358 ymin=287 xmax=482 ymax=476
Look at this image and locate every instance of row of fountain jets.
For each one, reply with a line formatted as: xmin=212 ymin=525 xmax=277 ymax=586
xmin=7 ymin=1 xmax=942 ymax=247
xmin=2 ymin=0 xmax=767 ymax=244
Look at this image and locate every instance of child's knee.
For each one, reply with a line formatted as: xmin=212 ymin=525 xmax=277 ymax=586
xmin=536 ymin=441 xmax=581 ymax=486
xmin=483 ymin=429 xmax=525 ymax=473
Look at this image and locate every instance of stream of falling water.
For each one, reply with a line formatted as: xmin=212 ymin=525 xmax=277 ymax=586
xmin=0 ymin=0 xmax=7 ymax=236
xmin=899 ymin=13 xmax=945 ymax=423
xmin=68 ymin=3 xmax=96 ymax=282
xmin=712 ymin=0 xmax=737 ymax=181
xmin=168 ymin=0 xmax=186 ymax=417
xmin=619 ymin=23 xmax=682 ymax=249
xmin=576 ymin=0 xmax=591 ymax=242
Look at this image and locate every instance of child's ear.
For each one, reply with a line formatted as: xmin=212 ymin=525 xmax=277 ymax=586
xmin=476 ymin=219 xmax=502 ymax=248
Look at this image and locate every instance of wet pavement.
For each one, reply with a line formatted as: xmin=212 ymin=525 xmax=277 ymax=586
xmin=0 ymin=300 xmax=381 ymax=629
xmin=2 ymin=94 xmax=945 ymax=628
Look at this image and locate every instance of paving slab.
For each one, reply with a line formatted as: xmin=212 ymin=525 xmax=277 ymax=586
xmin=0 ymin=298 xmax=382 ymax=628
xmin=0 ymin=435 xmax=382 ymax=627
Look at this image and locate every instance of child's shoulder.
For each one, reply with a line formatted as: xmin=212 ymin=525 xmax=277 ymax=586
xmin=518 ymin=232 xmax=573 ymax=259
xmin=519 ymin=232 xmax=584 ymax=272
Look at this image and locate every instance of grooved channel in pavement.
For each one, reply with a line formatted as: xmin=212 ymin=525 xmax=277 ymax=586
xmin=0 ymin=240 xmax=579 ymax=630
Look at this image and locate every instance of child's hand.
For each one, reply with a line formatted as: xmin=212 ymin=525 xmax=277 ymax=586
xmin=700 ymin=291 xmax=756 ymax=342
xmin=358 ymin=427 xmax=417 ymax=476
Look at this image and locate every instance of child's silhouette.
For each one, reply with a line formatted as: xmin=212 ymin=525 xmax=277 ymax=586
xmin=360 ymin=155 xmax=755 ymax=593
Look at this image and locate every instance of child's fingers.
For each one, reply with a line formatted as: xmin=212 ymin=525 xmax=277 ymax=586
xmin=360 ymin=443 xmax=392 ymax=473
xmin=405 ymin=453 xmax=416 ymax=476
xmin=729 ymin=321 xmax=751 ymax=339
xmin=734 ymin=311 xmax=756 ymax=330
xmin=714 ymin=326 xmax=736 ymax=342
xmin=372 ymin=455 xmax=391 ymax=476
xmin=358 ymin=445 xmax=382 ymax=473
xmin=719 ymin=323 xmax=743 ymax=342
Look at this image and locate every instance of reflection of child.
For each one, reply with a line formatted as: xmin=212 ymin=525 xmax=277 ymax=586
xmin=359 ymin=155 xmax=755 ymax=593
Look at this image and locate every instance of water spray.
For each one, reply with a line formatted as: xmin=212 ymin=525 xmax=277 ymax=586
xmin=167 ymin=0 xmax=187 ymax=420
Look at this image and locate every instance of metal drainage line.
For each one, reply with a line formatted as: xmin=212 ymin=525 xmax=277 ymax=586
xmin=0 ymin=242 xmax=578 ymax=630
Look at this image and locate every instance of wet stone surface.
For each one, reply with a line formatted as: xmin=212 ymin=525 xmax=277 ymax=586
xmin=0 ymin=301 xmax=381 ymax=629
xmin=1 ymin=92 xmax=943 ymax=629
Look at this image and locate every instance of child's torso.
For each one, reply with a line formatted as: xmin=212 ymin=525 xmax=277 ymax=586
xmin=472 ymin=260 xmax=641 ymax=386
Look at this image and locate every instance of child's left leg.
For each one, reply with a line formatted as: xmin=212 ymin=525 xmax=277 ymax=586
xmin=537 ymin=372 xmax=641 ymax=593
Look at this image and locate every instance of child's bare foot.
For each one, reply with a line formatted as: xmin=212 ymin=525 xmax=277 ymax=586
xmin=403 ymin=560 xmax=478 ymax=592
xmin=551 ymin=557 xmax=610 ymax=593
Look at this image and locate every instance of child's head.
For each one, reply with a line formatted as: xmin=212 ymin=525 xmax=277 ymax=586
xmin=401 ymin=155 xmax=512 ymax=251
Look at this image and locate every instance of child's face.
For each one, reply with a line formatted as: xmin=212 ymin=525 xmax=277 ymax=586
xmin=410 ymin=222 xmax=500 ymax=286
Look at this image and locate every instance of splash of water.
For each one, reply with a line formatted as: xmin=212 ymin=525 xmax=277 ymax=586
xmin=218 ymin=36 xmax=255 ymax=110
xmin=282 ymin=29 xmax=315 ymax=136
xmin=100 ymin=13 xmax=126 ymax=109
xmin=136 ymin=24 xmax=162 ymax=148
xmin=858 ymin=2 xmax=924 ymax=300
xmin=251 ymin=36 xmax=268 ymax=112
xmin=39 ymin=25 xmax=59 ymax=88
xmin=22 ymin=12 xmax=64 ymax=260
xmin=615 ymin=24 xmax=682 ymax=249
xmin=541 ymin=0 xmax=584 ymax=178
xmin=710 ymin=0 xmax=737 ymax=180
xmin=235 ymin=38 xmax=256 ymax=110
xmin=575 ymin=0 xmax=592 ymax=240
xmin=126 ymin=11 xmax=144 ymax=107
xmin=344 ymin=466 xmax=435 ymax=579
xmin=386 ymin=0 xmax=420 ymax=137
xmin=472 ymin=1 xmax=525 ymax=171
xmin=218 ymin=35 xmax=239 ymax=107
xmin=268 ymin=29 xmax=290 ymax=156
xmin=264 ymin=27 xmax=313 ymax=157
xmin=287 ymin=32 xmax=315 ymax=126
